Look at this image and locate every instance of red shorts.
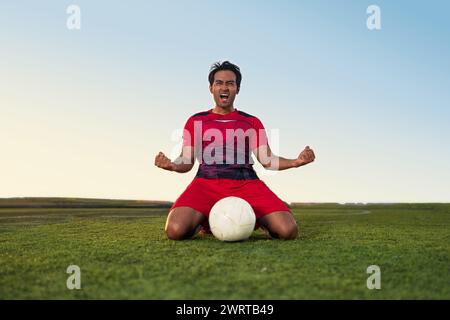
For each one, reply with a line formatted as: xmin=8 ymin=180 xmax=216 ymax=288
xmin=171 ymin=178 xmax=291 ymax=223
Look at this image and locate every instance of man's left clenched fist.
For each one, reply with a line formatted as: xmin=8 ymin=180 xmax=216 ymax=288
xmin=295 ymin=146 xmax=316 ymax=167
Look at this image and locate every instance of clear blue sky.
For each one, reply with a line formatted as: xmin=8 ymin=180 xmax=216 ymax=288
xmin=1 ymin=1 xmax=449 ymax=202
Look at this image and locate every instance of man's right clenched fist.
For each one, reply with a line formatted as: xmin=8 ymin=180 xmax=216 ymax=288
xmin=154 ymin=152 xmax=174 ymax=171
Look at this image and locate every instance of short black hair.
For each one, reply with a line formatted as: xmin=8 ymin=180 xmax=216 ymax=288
xmin=208 ymin=61 xmax=242 ymax=89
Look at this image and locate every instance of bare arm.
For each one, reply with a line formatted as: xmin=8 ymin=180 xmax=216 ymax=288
xmin=154 ymin=146 xmax=195 ymax=173
xmin=254 ymin=145 xmax=315 ymax=171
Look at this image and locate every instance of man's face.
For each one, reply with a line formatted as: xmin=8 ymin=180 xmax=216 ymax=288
xmin=209 ymin=70 xmax=239 ymax=109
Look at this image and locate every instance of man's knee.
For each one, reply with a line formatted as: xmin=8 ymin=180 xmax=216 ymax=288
xmin=164 ymin=207 xmax=205 ymax=240
xmin=165 ymin=221 xmax=190 ymax=240
xmin=260 ymin=211 xmax=298 ymax=240
xmin=277 ymin=222 xmax=298 ymax=240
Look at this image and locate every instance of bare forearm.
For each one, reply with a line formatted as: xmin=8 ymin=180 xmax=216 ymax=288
xmin=170 ymin=163 xmax=193 ymax=173
xmin=254 ymin=145 xmax=315 ymax=171
xmin=263 ymin=156 xmax=300 ymax=171
xmin=155 ymin=147 xmax=196 ymax=173
xmin=171 ymin=156 xmax=194 ymax=173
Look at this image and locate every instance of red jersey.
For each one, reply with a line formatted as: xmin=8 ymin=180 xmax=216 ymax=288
xmin=182 ymin=109 xmax=268 ymax=180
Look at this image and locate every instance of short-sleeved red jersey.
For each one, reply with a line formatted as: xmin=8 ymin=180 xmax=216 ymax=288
xmin=182 ymin=108 xmax=268 ymax=180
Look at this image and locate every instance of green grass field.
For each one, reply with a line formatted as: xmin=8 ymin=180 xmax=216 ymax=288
xmin=0 ymin=199 xmax=449 ymax=299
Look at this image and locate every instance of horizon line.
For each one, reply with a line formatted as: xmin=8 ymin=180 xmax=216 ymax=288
xmin=0 ymin=196 xmax=449 ymax=205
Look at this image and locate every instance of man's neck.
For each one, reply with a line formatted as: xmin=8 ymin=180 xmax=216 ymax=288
xmin=212 ymin=106 xmax=235 ymax=115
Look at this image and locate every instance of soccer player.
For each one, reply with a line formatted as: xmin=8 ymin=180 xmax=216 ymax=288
xmin=155 ymin=61 xmax=315 ymax=240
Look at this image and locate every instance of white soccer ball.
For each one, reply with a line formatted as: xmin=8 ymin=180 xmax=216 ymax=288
xmin=209 ymin=196 xmax=256 ymax=242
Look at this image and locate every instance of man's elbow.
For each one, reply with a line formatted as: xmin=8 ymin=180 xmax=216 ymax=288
xmin=179 ymin=163 xmax=194 ymax=173
xmin=261 ymin=162 xmax=270 ymax=169
xmin=260 ymin=160 xmax=274 ymax=170
xmin=259 ymin=156 xmax=279 ymax=170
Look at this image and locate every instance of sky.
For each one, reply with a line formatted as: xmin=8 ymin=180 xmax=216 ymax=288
xmin=1 ymin=0 xmax=449 ymax=203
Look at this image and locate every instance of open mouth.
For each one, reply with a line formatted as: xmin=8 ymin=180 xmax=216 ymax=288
xmin=219 ymin=93 xmax=230 ymax=103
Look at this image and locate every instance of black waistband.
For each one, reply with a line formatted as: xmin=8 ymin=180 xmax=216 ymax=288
xmin=195 ymin=164 xmax=259 ymax=180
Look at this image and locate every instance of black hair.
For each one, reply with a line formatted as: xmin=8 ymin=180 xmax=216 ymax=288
xmin=208 ymin=61 xmax=242 ymax=89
